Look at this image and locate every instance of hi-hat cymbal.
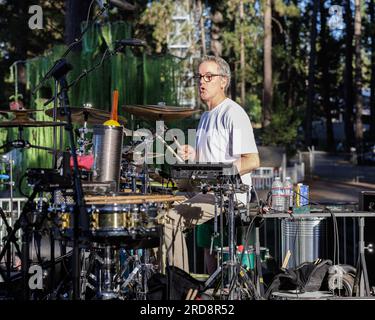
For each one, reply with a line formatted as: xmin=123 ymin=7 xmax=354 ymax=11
xmin=123 ymin=105 xmax=199 ymax=121
xmin=0 ymin=120 xmax=67 ymax=128
xmin=123 ymin=151 xmax=164 ymax=160
xmin=45 ymin=107 xmax=127 ymax=125
xmin=0 ymin=109 xmax=45 ymax=121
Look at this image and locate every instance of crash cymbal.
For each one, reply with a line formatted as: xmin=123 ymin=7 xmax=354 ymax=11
xmin=45 ymin=107 xmax=127 ymax=125
xmin=123 ymin=105 xmax=199 ymax=121
xmin=0 ymin=120 xmax=66 ymax=128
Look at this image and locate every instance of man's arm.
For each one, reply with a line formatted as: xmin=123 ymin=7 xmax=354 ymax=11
xmin=234 ymin=153 xmax=260 ymax=175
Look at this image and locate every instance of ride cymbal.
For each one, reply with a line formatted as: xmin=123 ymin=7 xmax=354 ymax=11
xmin=45 ymin=107 xmax=127 ymax=125
xmin=123 ymin=104 xmax=199 ymax=121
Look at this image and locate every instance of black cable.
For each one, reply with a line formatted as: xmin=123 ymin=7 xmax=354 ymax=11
xmin=293 ymin=190 xmax=340 ymax=266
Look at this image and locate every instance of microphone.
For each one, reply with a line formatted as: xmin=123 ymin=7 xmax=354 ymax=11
xmin=115 ymin=38 xmax=147 ymax=48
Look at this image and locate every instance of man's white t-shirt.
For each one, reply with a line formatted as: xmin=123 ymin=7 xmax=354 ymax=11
xmin=195 ymin=98 xmax=258 ymax=204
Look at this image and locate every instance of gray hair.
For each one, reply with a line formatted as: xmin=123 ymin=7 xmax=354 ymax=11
xmin=199 ymin=55 xmax=231 ymax=93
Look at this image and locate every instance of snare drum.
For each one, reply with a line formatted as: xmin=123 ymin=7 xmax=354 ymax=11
xmin=88 ymin=201 xmax=160 ymax=237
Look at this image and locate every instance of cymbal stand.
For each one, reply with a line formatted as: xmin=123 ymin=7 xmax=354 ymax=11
xmin=141 ymin=136 xmax=152 ymax=194
xmin=51 ymin=78 xmax=63 ymax=169
xmin=0 ymin=126 xmax=61 ymax=155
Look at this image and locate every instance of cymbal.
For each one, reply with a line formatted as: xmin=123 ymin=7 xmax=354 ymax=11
xmin=0 ymin=120 xmax=67 ymax=128
xmin=45 ymin=107 xmax=127 ymax=125
xmin=123 ymin=105 xmax=199 ymax=121
xmin=0 ymin=109 xmax=44 ymax=114
xmin=0 ymin=109 xmax=45 ymax=122
xmin=124 ymin=151 xmax=164 ymax=160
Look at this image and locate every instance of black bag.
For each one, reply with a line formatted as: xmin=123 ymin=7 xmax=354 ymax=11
xmin=265 ymin=259 xmax=332 ymax=298
xmin=147 ymin=266 xmax=205 ymax=300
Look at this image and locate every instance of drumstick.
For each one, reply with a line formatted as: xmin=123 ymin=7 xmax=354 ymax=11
xmin=190 ymin=289 xmax=198 ymax=300
xmin=155 ymin=134 xmax=184 ymax=163
xmin=111 ymin=89 xmax=119 ymax=121
xmin=185 ymin=288 xmax=193 ymax=300
xmin=173 ymin=136 xmax=182 ymax=150
xmin=281 ymin=250 xmax=291 ymax=269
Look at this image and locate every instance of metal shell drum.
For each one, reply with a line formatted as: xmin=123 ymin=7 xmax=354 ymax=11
xmin=219 ymin=246 xmax=270 ymax=270
xmin=92 ymin=125 xmax=124 ymax=192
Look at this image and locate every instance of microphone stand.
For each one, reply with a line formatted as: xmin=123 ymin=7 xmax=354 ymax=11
xmin=47 ymin=59 xmax=90 ymax=300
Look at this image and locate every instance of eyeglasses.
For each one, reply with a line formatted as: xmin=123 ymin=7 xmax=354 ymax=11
xmin=194 ymin=73 xmax=226 ymax=83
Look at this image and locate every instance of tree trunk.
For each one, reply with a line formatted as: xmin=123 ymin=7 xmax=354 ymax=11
xmin=354 ymin=0 xmax=363 ymax=148
xmin=305 ymin=0 xmax=319 ymax=147
xmin=197 ymin=0 xmax=206 ymax=56
xmin=64 ymin=0 xmax=91 ymax=49
xmin=287 ymin=0 xmax=299 ymax=110
xmin=343 ymin=0 xmax=355 ymax=150
xmin=239 ymin=0 xmax=245 ymax=106
xmin=319 ymin=0 xmax=334 ymax=152
xmin=370 ymin=0 xmax=375 ymax=141
xmin=262 ymin=0 xmax=272 ymax=128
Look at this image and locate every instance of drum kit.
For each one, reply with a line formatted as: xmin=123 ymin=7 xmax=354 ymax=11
xmin=0 ymin=103 xmax=195 ymax=300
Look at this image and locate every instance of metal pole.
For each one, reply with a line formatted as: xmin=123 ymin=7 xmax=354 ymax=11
xmin=52 ymin=79 xmax=59 ymax=168
xmin=228 ymin=191 xmax=237 ymax=300
xmin=358 ymin=217 xmax=370 ymax=296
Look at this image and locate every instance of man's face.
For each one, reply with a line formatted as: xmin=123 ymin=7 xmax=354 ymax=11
xmin=198 ymin=61 xmax=227 ymax=103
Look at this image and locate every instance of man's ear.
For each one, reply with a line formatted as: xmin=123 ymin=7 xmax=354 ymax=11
xmin=221 ymin=76 xmax=228 ymax=90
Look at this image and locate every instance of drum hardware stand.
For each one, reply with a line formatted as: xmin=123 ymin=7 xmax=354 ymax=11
xmin=0 ymin=207 xmax=22 ymax=289
xmin=201 ymin=177 xmax=262 ymax=300
xmin=0 ymin=187 xmax=38 ymax=299
xmin=76 ymin=126 xmax=93 ymax=156
xmin=253 ymin=218 xmax=265 ymax=297
xmin=79 ymin=249 xmax=97 ymax=300
xmin=118 ymin=249 xmax=155 ymax=300
xmin=97 ymin=245 xmax=118 ymax=299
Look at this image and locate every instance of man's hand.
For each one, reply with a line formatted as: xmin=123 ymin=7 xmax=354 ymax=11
xmin=177 ymin=144 xmax=196 ymax=161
